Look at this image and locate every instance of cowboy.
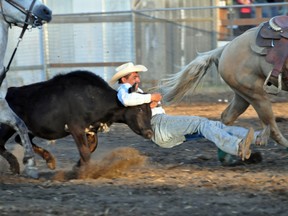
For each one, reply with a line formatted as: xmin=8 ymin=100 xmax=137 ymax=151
xmin=110 ymin=62 xmax=257 ymax=161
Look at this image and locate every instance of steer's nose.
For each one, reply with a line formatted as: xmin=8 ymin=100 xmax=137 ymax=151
xmin=33 ymin=5 xmax=52 ymax=23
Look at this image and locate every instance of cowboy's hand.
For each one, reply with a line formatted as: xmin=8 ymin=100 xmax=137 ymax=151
xmin=150 ymin=101 xmax=160 ymax=108
xmin=151 ymin=93 xmax=162 ymax=102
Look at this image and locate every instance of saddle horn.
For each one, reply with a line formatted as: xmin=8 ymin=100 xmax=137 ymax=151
xmin=269 ymin=17 xmax=282 ymax=32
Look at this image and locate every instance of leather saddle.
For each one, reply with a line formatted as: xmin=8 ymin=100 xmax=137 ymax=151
xmin=256 ymin=15 xmax=288 ymax=91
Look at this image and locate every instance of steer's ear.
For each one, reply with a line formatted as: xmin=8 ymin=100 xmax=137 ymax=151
xmin=128 ymin=83 xmax=138 ymax=93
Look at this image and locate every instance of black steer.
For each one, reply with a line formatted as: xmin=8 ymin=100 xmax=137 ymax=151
xmin=0 ymin=70 xmax=153 ymax=174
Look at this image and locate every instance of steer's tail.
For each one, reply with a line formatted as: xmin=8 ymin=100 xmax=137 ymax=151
xmin=160 ymin=46 xmax=225 ymax=104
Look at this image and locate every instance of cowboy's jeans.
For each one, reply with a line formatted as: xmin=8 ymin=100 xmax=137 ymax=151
xmin=151 ymin=114 xmax=255 ymax=156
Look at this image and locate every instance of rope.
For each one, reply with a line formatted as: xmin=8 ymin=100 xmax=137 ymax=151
xmin=0 ymin=0 xmax=37 ymax=85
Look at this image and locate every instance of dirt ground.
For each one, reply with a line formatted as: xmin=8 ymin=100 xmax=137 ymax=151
xmin=1 ymin=92 xmax=288 ymax=216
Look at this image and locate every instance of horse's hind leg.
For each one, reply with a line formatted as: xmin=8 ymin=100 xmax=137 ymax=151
xmin=223 ymin=92 xmax=281 ymax=146
xmin=0 ymin=100 xmax=38 ymax=178
xmin=231 ymin=87 xmax=287 ymax=147
xmin=221 ymin=93 xmax=250 ymax=125
xmin=218 ymin=93 xmax=268 ymax=165
xmin=15 ymin=134 xmax=56 ymax=170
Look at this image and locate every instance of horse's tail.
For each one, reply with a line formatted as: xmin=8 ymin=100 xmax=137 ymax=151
xmin=160 ymin=46 xmax=225 ymax=104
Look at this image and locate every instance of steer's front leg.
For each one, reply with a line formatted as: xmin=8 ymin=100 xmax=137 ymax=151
xmin=68 ymin=124 xmax=91 ymax=168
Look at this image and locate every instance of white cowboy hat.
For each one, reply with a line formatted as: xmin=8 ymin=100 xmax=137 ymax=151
xmin=109 ymin=62 xmax=147 ymax=85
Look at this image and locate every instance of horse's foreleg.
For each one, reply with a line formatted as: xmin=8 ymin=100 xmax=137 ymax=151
xmin=221 ymin=93 xmax=250 ymax=125
xmin=0 ymin=100 xmax=38 ymax=178
xmin=251 ymin=99 xmax=288 ymax=147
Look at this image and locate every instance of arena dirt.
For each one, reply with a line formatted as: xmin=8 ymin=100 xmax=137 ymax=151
xmin=1 ymin=92 xmax=288 ymax=216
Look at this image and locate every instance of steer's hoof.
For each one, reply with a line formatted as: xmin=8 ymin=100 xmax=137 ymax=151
xmin=47 ymin=162 xmax=56 ymax=170
xmin=46 ymin=156 xmax=56 ymax=170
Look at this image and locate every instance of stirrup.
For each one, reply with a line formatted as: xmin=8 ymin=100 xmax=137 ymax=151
xmin=263 ymin=71 xmax=282 ymax=95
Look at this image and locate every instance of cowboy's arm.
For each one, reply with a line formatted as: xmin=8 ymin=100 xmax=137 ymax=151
xmin=117 ymin=84 xmax=151 ymax=106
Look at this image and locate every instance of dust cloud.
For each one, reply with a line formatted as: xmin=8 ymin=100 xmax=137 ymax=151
xmin=53 ymin=147 xmax=148 ymax=181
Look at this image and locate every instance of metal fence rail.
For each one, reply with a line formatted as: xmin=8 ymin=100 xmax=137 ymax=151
xmin=4 ymin=2 xmax=287 ymax=94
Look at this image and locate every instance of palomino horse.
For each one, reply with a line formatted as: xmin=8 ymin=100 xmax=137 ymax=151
xmin=0 ymin=0 xmax=52 ymax=178
xmin=160 ymin=16 xmax=288 ymax=149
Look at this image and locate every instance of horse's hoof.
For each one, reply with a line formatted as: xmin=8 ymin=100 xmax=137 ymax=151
xmin=255 ymin=126 xmax=270 ymax=146
xmin=23 ymin=157 xmax=39 ymax=179
xmin=24 ymin=166 xmax=39 ymax=179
